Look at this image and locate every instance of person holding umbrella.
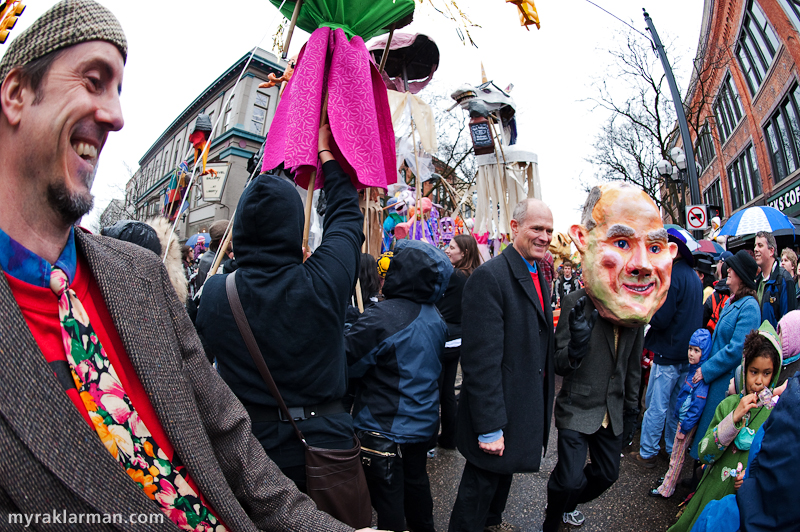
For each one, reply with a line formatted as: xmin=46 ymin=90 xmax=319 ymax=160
xmin=753 ymin=231 xmax=796 ymax=327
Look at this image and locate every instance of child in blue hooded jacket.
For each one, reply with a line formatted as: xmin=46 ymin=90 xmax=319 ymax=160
xmin=652 ymin=328 xmax=712 ymax=498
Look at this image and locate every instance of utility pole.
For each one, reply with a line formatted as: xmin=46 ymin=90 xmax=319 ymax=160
xmin=643 ymin=8 xmax=703 ymax=236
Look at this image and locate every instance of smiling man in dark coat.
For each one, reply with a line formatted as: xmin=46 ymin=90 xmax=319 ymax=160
xmin=448 ymin=198 xmax=555 ymax=532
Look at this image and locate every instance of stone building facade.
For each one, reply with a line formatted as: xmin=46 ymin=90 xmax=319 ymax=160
xmin=125 ymin=48 xmax=285 ymax=239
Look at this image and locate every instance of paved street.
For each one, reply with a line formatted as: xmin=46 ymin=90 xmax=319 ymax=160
xmin=426 ymin=375 xmax=695 ymax=532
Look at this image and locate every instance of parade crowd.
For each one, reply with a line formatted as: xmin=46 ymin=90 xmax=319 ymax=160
xmin=0 ymin=2 xmax=798 ymax=532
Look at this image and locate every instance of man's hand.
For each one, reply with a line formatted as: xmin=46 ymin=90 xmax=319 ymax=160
xmin=568 ymin=296 xmax=598 ymax=363
xmin=693 ymin=367 xmax=703 ymax=384
xmin=478 ymin=436 xmax=504 ymax=456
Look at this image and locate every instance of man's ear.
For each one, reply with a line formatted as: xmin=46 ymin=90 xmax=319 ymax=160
xmin=509 ymin=218 xmax=518 ymax=239
xmin=569 ymin=224 xmax=588 ymax=253
xmin=1 ymin=69 xmax=25 ymax=127
xmin=668 ymin=242 xmax=678 ymax=259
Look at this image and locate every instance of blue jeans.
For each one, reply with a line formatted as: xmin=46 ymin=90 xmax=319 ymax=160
xmin=639 ymin=362 xmax=686 ymax=458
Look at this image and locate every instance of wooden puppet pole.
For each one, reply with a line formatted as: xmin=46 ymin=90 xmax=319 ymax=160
xmin=282 ymin=0 xmax=304 ymax=60
xmin=411 ymin=118 xmax=423 ymax=240
xmin=362 ymin=189 xmax=370 ymax=254
xmin=302 ymin=94 xmax=329 ymax=256
xmin=488 ymin=116 xmax=509 ymax=184
xmin=355 ymin=187 xmax=367 ymax=313
xmin=378 ymin=24 xmax=396 ymax=74
xmin=355 ymin=279 xmax=365 ymax=313
xmin=488 ymin=116 xmax=509 ymax=168
xmin=439 ymin=175 xmax=474 ymax=237
xmin=209 ymin=216 xmax=235 ymax=277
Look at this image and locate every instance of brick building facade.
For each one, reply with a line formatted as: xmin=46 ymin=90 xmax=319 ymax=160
xmin=678 ymin=0 xmax=800 ymax=225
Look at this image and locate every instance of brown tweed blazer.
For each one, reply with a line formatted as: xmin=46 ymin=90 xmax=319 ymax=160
xmin=0 ymin=231 xmax=353 ymax=532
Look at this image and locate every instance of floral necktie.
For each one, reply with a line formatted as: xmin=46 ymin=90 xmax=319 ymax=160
xmin=49 ymin=267 xmax=226 ymax=531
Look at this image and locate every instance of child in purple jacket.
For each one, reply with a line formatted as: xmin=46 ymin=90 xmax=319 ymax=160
xmin=651 ymin=328 xmax=712 ymax=498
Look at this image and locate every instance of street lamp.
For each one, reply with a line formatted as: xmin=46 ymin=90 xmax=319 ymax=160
xmin=658 ymin=148 xmax=688 ymax=220
xmin=670 ymin=147 xmax=687 ymax=171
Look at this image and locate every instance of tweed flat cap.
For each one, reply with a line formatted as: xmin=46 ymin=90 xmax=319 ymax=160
xmin=0 ymin=0 xmax=127 ymax=85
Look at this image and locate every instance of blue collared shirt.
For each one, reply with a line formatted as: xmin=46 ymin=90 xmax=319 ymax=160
xmin=0 ymin=226 xmax=77 ymax=287
xmin=523 ymin=255 xmax=538 ymax=274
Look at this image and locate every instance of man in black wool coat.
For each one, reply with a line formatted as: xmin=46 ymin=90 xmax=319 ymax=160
xmin=448 ymin=198 xmax=555 ymax=532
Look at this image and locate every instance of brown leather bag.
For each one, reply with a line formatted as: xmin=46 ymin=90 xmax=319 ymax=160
xmin=225 ymin=271 xmax=372 ymax=528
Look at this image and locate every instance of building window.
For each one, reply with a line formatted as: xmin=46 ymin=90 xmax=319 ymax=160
xmin=225 ymin=92 xmax=236 ymax=131
xmin=736 ymin=0 xmax=780 ymax=95
xmin=163 ymin=147 xmax=171 ymax=176
xmin=251 ymin=90 xmax=269 ymax=135
xmin=765 ymin=85 xmax=800 ymax=183
xmin=727 ymin=144 xmax=762 ymax=210
xmin=175 ymin=134 xmax=185 ymax=166
xmin=207 ymin=110 xmax=215 ymax=141
xmin=703 ymin=178 xmax=724 ymax=217
xmin=779 ymin=0 xmax=800 ymax=32
xmin=713 ymin=74 xmax=743 ymax=143
xmin=148 ymin=162 xmax=155 ymax=188
xmin=696 ymin=124 xmax=716 ymax=173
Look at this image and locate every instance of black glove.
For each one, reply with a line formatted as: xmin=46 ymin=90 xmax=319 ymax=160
xmin=622 ymin=407 xmax=640 ymax=446
xmin=568 ymin=296 xmax=598 ymax=362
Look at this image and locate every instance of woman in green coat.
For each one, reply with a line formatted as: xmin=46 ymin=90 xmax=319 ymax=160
xmin=668 ymin=321 xmax=781 ymax=532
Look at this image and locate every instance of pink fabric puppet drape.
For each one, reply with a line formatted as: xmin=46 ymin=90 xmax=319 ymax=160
xmin=262 ymin=27 xmax=396 ymax=191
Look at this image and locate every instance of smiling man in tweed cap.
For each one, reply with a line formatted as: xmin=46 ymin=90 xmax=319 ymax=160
xmin=0 ymin=2 xmax=360 ymax=531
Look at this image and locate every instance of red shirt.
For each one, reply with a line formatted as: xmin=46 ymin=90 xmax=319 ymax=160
xmin=6 ymin=253 xmax=214 ymax=511
xmin=530 ymin=270 xmax=544 ymax=309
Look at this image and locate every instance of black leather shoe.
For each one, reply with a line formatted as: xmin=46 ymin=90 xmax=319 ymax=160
xmin=649 ymin=488 xmax=667 ymax=498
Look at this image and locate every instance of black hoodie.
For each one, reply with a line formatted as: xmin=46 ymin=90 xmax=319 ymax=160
xmin=196 ymin=160 xmax=363 ymax=468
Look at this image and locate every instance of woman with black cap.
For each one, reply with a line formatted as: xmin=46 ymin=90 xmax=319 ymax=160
xmin=689 ymin=250 xmax=762 ymax=464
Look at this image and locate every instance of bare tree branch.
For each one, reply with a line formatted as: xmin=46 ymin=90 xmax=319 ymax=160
xmin=583 ymin=30 xmax=729 ymax=225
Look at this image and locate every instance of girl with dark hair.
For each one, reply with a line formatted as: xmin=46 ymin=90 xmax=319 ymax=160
xmin=669 ymin=322 xmax=781 ymax=532
xmin=435 ymin=235 xmax=482 ymax=449
xmin=345 ymin=253 xmax=384 ymax=329
xmin=449 ymin=235 xmax=482 ymax=277
xmin=358 ymin=252 xmax=383 ymax=307
xmin=691 ymin=250 xmax=762 ymax=465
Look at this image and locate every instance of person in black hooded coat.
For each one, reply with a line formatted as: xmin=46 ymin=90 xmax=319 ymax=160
xmin=195 ymin=126 xmax=364 ymax=490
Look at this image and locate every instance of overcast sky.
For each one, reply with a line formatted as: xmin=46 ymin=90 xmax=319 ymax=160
xmin=6 ymin=0 xmax=704 ymax=233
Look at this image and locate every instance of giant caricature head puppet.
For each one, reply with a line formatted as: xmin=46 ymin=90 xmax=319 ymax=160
xmin=569 ymin=183 xmax=678 ymax=327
